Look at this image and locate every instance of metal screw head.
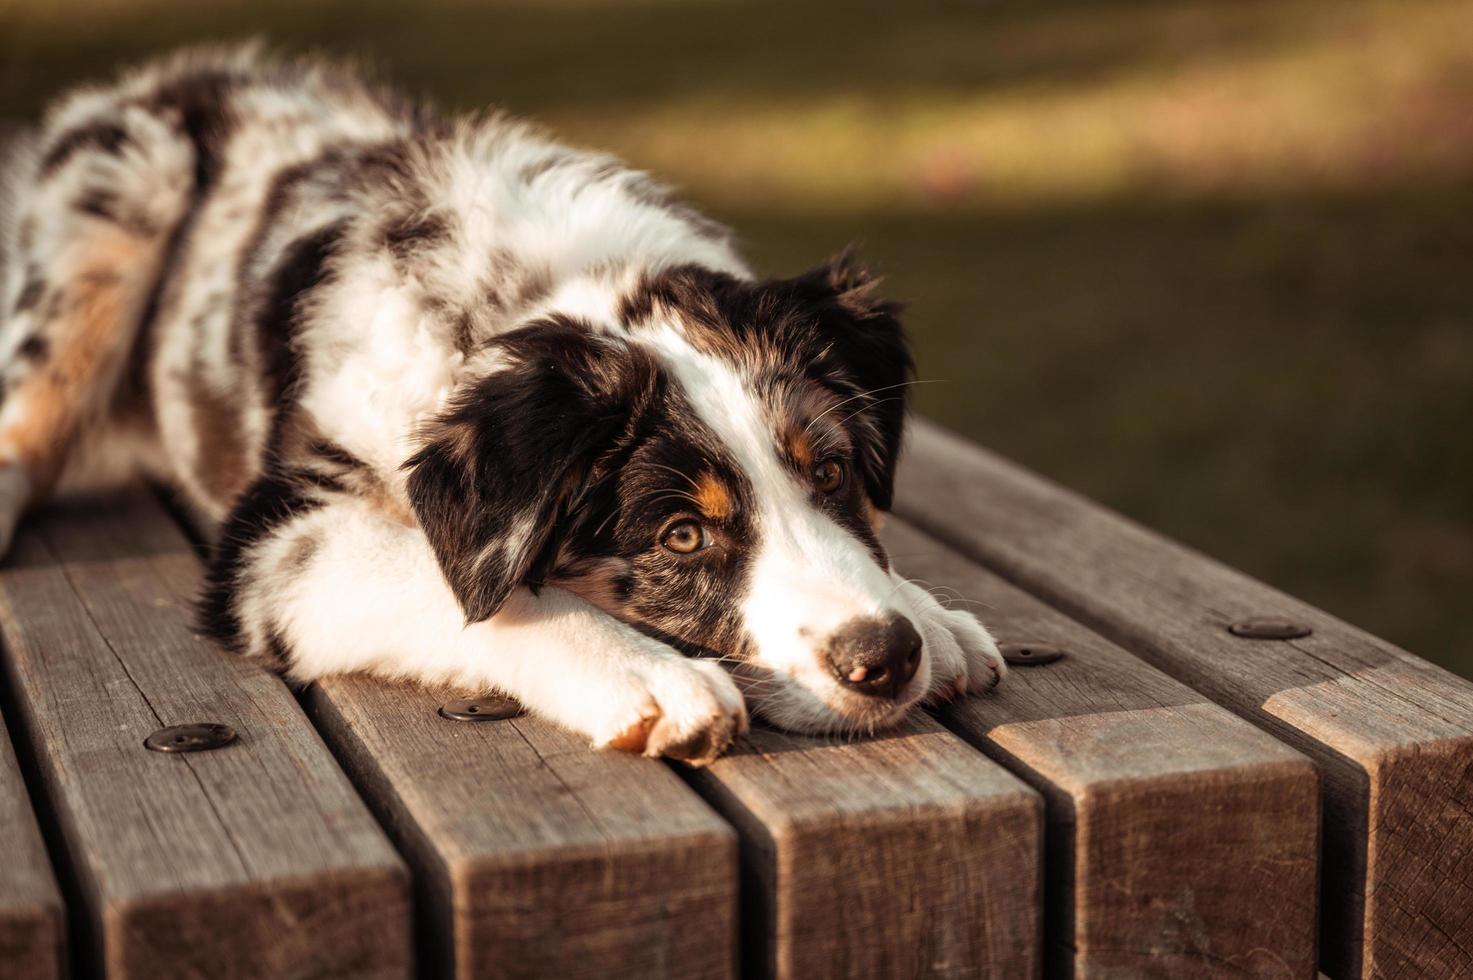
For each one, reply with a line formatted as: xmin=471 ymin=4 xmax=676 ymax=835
xmin=145 ymin=723 xmax=237 ymax=753
xmin=1228 ymin=618 xmax=1312 ymax=641
xmin=999 ymin=643 xmax=1066 ymax=666
xmin=439 ymin=696 xmax=523 ymax=722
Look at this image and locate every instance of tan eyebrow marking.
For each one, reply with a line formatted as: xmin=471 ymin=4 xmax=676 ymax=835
xmin=694 ymin=470 xmax=733 ymax=520
xmin=785 ymin=426 xmax=815 ymax=470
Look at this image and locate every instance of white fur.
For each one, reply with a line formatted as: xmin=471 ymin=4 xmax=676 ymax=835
xmin=636 ymin=323 xmax=950 ymax=732
xmin=0 ymin=46 xmax=1004 ymax=762
xmin=261 ymin=496 xmax=746 ymax=756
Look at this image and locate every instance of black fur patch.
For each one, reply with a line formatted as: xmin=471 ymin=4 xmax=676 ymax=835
xmin=620 ymin=255 xmax=913 ymax=509
xmin=451 ymin=311 xmax=475 ymax=356
xmin=228 ymin=150 xmax=341 ymax=365
xmin=592 ymin=425 xmax=759 ymax=658
xmin=343 ymin=140 xmax=422 ymax=206
xmin=308 ymin=439 xmax=370 ymax=473
xmin=143 ymin=69 xmax=238 ymax=190
xmin=406 ymin=317 xmax=662 ymax=622
xmin=74 ymin=189 xmax=119 ymax=224
xmin=264 ymin=628 xmax=293 ymax=669
xmin=258 ymin=222 xmax=346 ymax=406
xmin=13 ymin=272 xmax=44 ymax=315
xmin=126 ymin=71 xmax=239 ymax=413
xmin=198 ymin=471 xmax=322 ymax=649
xmin=38 ymin=121 xmax=133 ymax=177
xmin=383 ymin=211 xmax=449 ymax=260
xmin=16 ymin=335 xmax=49 ymax=362
xmin=74 ymin=188 xmax=156 ymax=237
xmin=292 ymin=467 xmax=349 ymax=495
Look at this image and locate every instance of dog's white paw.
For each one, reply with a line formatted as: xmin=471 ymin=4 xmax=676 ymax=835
xmin=919 ymin=604 xmax=1006 ymax=704
xmin=594 ymin=655 xmax=748 ymax=767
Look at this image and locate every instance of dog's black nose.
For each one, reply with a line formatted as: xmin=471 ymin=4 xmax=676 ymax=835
xmin=827 ymin=615 xmax=923 ymax=699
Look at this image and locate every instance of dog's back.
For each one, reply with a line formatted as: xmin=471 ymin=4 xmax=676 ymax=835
xmin=0 ymin=48 xmax=1000 ymax=757
xmin=0 ymin=44 xmax=742 ymax=534
xmin=0 ymin=46 xmax=411 ymax=521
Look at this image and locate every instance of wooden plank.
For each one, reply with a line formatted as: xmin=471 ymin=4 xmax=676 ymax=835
xmin=303 ymin=674 xmax=739 ymax=980
xmin=0 ymin=706 xmax=64 ymax=980
xmin=685 ymin=713 xmax=1042 ymax=979
xmin=884 ymin=519 xmax=1320 ymax=977
xmin=0 ymin=490 xmax=411 ymax=979
xmin=898 ymin=419 xmax=1473 ymax=979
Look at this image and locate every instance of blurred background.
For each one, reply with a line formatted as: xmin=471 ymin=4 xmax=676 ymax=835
xmin=1 ymin=0 xmax=1469 ymax=677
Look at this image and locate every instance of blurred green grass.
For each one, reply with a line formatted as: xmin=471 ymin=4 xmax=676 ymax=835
xmin=2 ymin=0 xmax=1470 ymax=674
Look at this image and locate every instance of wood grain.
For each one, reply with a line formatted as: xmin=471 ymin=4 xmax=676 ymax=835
xmin=0 ymin=490 xmax=410 ymax=979
xmin=304 ymin=674 xmax=738 ymax=980
xmin=0 ymin=706 xmax=63 ymax=980
xmin=885 ymin=520 xmax=1320 ymax=978
xmin=898 ymin=419 xmax=1473 ymax=979
xmin=685 ymin=712 xmax=1042 ymax=979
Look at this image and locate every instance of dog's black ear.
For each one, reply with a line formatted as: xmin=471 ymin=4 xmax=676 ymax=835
xmin=788 ymin=250 xmax=914 ymax=511
xmin=406 ymin=319 xmax=657 ymax=623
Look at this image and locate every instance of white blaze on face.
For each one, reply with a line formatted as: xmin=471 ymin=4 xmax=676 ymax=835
xmin=640 ymin=325 xmax=921 ymax=724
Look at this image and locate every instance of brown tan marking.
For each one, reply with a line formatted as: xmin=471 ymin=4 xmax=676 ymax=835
xmin=184 ymin=372 xmax=251 ymax=506
xmin=785 ymin=426 xmax=815 ymax=470
xmin=0 ymin=228 xmax=154 ymax=495
xmin=777 ymin=378 xmax=846 ymax=459
xmin=693 ymin=470 xmax=732 ymax=520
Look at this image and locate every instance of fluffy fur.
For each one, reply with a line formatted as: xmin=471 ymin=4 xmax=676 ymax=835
xmin=0 ymin=46 xmax=1003 ymax=764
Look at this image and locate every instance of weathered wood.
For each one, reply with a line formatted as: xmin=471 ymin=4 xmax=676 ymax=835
xmin=884 ymin=520 xmax=1320 ymax=977
xmin=898 ymin=419 xmax=1473 ymax=979
xmin=0 ymin=707 xmax=63 ymax=980
xmin=303 ymin=674 xmax=739 ymax=980
xmin=685 ymin=713 xmax=1042 ymax=979
xmin=0 ymin=490 xmax=410 ymax=978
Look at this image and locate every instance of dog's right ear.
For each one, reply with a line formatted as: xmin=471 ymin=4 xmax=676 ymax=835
xmin=406 ymin=318 xmax=657 ymax=623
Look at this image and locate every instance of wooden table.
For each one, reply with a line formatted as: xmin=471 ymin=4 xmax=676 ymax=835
xmin=1 ymin=422 xmax=1469 ymax=979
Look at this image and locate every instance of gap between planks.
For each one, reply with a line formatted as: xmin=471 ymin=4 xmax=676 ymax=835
xmin=0 ymin=702 xmax=64 ymax=980
xmin=0 ymin=489 xmax=411 ymax=979
xmin=898 ymin=418 xmax=1473 ymax=979
xmin=885 ymin=517 xmax=1320 ymax=978
xmin=150 ymin=484 xmax=1045 ymax=979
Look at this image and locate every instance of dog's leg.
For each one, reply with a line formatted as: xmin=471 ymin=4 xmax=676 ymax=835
xmin=202 ymin=486 xmax=748 ymax=765
xmin=0 ymin=108 xmax=192 ymax=554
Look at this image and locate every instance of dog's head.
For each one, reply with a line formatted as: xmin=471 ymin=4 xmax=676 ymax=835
xmin=408 ymin=254 xmax=928 ymax=732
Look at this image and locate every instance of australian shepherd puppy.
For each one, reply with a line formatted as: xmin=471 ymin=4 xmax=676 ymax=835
xmin=0 ymin=46 xmax=1004 ymax=764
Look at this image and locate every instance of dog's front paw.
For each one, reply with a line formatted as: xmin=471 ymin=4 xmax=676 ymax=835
xmin=919 ymin=604 xmax=1006 ymax=705
xmin=596 ymin=656 xmax=748 ymax=767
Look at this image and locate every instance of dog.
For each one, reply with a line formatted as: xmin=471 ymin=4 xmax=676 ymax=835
xmin=0 ymin=46 xmax=1004 ymax=765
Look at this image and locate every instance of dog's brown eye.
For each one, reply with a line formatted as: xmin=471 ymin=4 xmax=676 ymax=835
xmin=661 ymin=520 xmax=708 ymax=554
xmin=813 ymin=459 xmax=845 ymax=494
